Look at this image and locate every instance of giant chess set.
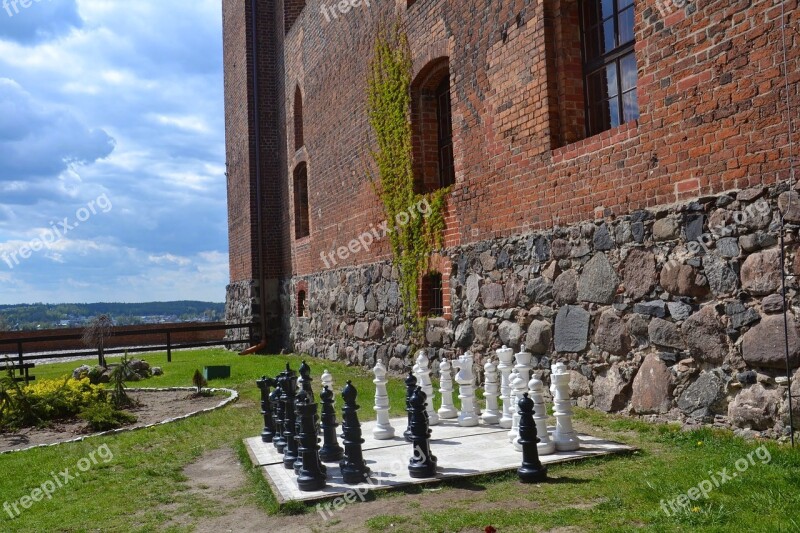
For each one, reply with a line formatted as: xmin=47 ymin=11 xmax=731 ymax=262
xmin=245 ymin=347 xmax=634 ymax=503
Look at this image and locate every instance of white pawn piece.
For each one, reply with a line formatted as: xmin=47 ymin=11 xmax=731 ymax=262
xmin=414 ymin=351 xmax=440 ymax=426
xmin=551 ymin=362 xmax=580 ymax=451
xmin=481 ymin=360 xmax=501 ymax=424
xmin=372 ymin=361 xmax=395 ymax=440
xmin=437 ymin=359 xmax=458 ymax=419
xmin=508 ymin=371 xmax=527 ymax=445
xmin=529 ymin=376 xmax=555 ymax=455
xmin=496 ymin=345 xmax=515 ymax=429
xmin=514 ymin=350 xmax=533 ymax=385
xmin=453 ymin=351 xmax=479 ymax=427
xmin=321 ymin=370 xmax=334 ymax=401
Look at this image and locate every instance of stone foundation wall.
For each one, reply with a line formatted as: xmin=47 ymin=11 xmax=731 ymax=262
xmin=286 ymin=183 xmax=800 ymax=439
xmin=225 ymin=279 xmax=260 ymax=351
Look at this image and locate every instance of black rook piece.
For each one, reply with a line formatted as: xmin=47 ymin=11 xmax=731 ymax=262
xmin=256 ymin=376 xmax=277 ymax=443
xmin=404 ymin=372 xmax=418 ymax=442
xmin=281 ymin=364 xmax=300 ymax=469
xmin=319 ymin=385 xmax=344 ymax=462
xmin=295 ymin=392 xmax=328 ymax=492
xmin=517 ymin=392 xmax=548 ymax=483
xmin=408 ymin=386 xmax=438 ymax=479
xmin=339 ymin=381 xmax=371 ymax=485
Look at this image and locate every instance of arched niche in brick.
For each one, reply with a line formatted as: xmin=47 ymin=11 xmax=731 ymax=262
xmin=284 ymin=0 xmax=306 ymax=34
xmin=293 ymin=162 xmax=311 ymax=239
xmin=294 ymin=85 xmax=304 ymax=151
xmin=410 ymin=57 xmax=455 ymax=194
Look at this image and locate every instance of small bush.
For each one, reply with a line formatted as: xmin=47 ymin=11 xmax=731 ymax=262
xmin=0 ymin=376 xmax=107 ymax=429
xmin=192 ymin=369 xmax=207 ymax=394
xmin=79 ymin=403 xmax=137 ymax=432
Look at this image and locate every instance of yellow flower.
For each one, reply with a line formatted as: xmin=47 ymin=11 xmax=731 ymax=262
xmin=697 ymin=441 xmax=703 ymax=446
xmin=691 ymin=507 xmax=701 ymax=513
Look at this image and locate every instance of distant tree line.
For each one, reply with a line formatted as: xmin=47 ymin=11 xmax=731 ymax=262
xmin=0 ymin=301 xmax=225 ymax=331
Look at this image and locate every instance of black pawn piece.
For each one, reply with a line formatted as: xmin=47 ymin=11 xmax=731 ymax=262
xmin=404 ymin=372 xmax=418 ymax=442
xmin=408 ymin=387 xmax=438 ymax=478
xmin=339 ymin=381 xmax=371 ymax=485
xmin=256 ymin=376 xmax=277 ymax=443
xmin=298 ymin=360 xmax=315 ymax=401
xmin=517 ymin=393 xmax=548 ymax=483
xmin=319 ymin=385 xmax=344 ymax=462
xmin=296 ymin=393 xmax=327 ymax=492
xmin=282 ymin=364 xmax=300 ymax=469
xmin=270 ymin=382 xmax=286 ymax=452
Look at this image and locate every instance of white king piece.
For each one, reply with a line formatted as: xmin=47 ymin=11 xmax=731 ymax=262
xmin=496 ymin=345 xmax=515 ymax=429
xmin=551 ymin=362 xmax=580 ymax=451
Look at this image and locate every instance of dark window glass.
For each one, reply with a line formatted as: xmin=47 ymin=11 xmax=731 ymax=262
xmin=436 ymin=76 xmax=455 ymax=188
xmin=294 ymin=164 xmax=310 ymax=239
xmin=424 ymin=273 xmax=444 ymax=316
xmin=580 ymin=0 xmax=639 ymax=136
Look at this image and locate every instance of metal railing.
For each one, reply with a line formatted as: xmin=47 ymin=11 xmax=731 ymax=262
xmin=0 ymin=322 xmax=257 ymax=382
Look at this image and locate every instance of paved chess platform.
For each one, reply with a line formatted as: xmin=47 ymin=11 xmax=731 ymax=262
xmin=245 ymin=416 xmax=635 ymax=504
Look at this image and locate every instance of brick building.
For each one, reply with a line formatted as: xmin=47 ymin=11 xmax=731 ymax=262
xmin=222 ymin=0 xmax=799 ymax=435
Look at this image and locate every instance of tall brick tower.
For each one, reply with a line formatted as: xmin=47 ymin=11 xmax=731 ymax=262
xmin=222 ymin=0 xmax=287 ymax=351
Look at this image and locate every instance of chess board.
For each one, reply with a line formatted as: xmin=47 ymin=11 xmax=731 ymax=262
xmin=245 ymin=416 xmax=635 ymax=504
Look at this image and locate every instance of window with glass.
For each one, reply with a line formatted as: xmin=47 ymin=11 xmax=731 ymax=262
xmin=580 ymin=0 xmax=639 ymax=136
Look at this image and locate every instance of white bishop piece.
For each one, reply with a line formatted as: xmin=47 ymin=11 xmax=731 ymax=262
xmin=414 ymin=351 xmax=440 ymax=426
xmin=372 ymin=361 xmax=395 ymax=440
xmin=481 ymin=360 xmax=501 ymax=424
xmin=496 ymin=345 xmax=515 ymax=429
xmin=453 ymin=351 xmax=479 ymax=427
xmin=529 ymin=376 xmax=555 ymax=455
xmin=437 ymin=359 xmax=458 ymax=419
xmin=551 ymin=362 xmax=580 ymax=451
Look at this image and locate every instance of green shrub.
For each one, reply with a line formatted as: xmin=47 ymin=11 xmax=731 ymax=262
xmin=79 ymin=403 xmax=137 ymax=432
xmin=0 ymin=376 xmax=107 ymax=429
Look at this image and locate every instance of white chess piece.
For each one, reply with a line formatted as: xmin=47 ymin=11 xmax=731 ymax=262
xmin=514 ymin=350 xmax=533 ymax=385
xmin=496 ymin=345 xmax=515 ymax=429
xmin=551 ymin=362 xmax=580 ymax=451
xmin=481 ymin=360 xmax=501 ymax=424
xmin=453 ymin=351 xmax=479 ymax=427
xmin=529 ymin=376 xmax=555 ymax=455
xmin=414 ymin=351 xmax=440 ymax=426
xmin=508 ymin=371 xmax=526 ymax=445
xmin=438 ymin=359 xmax=458 ymax=419
xmin=372 ymin=361 xmax=395 ymax=440
xmin=321 ymin=369 xmax=334 ymax=400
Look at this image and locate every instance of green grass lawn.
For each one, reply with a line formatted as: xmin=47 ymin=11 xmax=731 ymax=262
xmin=1 ymin=349 xmax=799 ymax=532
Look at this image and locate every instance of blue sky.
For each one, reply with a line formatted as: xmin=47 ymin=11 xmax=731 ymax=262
xmin=0 ymin=0 xmax=228 ymax=304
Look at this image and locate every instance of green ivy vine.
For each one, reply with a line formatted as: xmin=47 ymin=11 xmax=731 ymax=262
xmin=366 ymin=22 xmax=451 ymax=338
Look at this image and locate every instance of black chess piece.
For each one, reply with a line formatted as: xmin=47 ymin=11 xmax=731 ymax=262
xmin=281 ymin=364 xmax=300 ymax=469
xmin=517 ymin=392 xmax=548 ymax=483
xmin=319 ymin=385 xmax=344 ymax=462
xmin=404 ymin=372 xmax=417 ymax=442
xmin=298 ymin=360 xmax=315 ymax=401
xmin=270 ymin=382 xmax=285 ymax=452
xmin=408 ymin=386 xmax=438 ymax=478
xmin=295 ymin=392 xmax=328 ymax=492
xmin=256 ymin=376 xmax=277 ymax=443
xmin=339 ymin=381 xmax=371 ymax=485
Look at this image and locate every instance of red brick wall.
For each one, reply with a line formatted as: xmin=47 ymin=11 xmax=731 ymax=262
xmin=226 ymin=0 xmax=799 ymax=295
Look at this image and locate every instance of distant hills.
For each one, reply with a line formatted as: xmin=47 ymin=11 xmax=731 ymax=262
xmin=0 ymin=301 xmax=225 ymax=331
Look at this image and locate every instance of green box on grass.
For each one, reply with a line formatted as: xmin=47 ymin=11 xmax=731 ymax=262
xmin=203 ymin=365 xmax=231 ymax=380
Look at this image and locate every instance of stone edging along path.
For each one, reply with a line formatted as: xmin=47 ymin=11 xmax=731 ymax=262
xmin=0 ymin=387 xmax=239 ymax=455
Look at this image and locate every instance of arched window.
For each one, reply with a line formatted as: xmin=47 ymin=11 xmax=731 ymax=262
xmin=420 ymin=272 xmax=444 ymax=317
xmin=294 ymin=86 xmax=304 ymax=151
xmin=411 ymin=58 xmax=455 ymax=193
xmin=293 ymin=163 xmax=310 ymax=239
xmin=297 ymin=290 xmax=307 ymax=317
